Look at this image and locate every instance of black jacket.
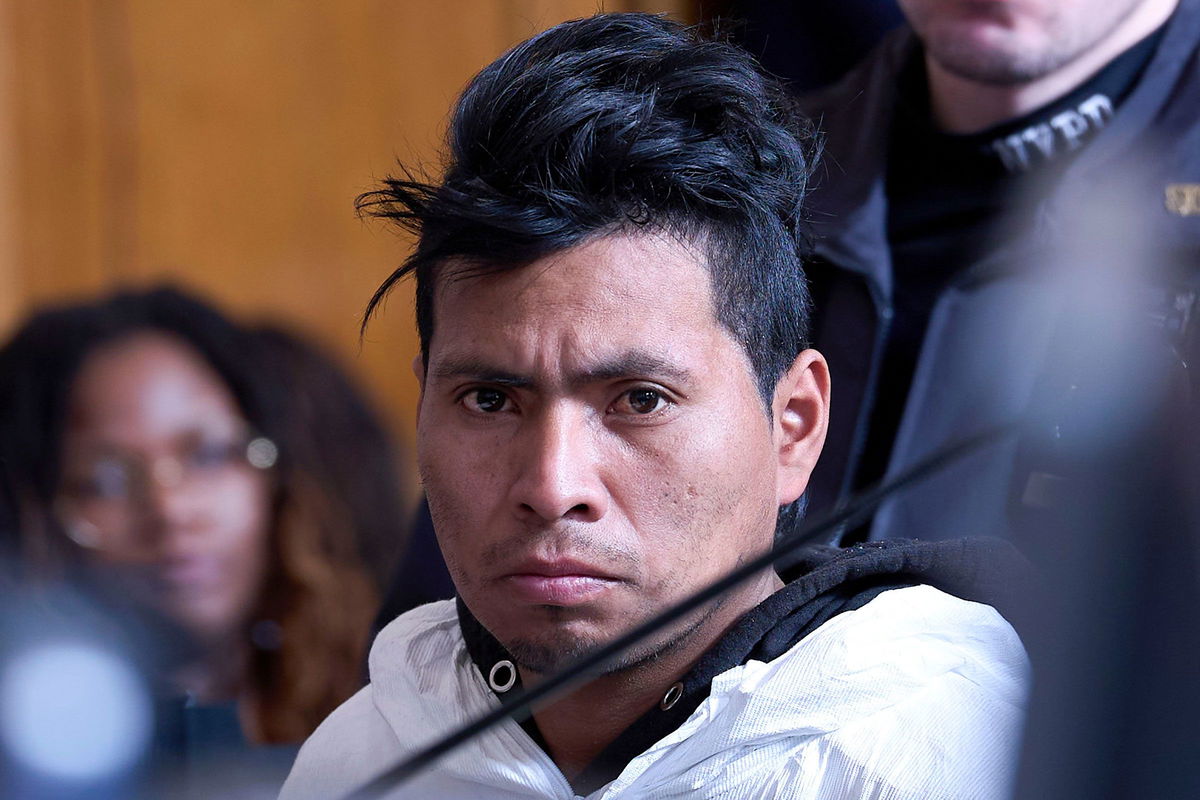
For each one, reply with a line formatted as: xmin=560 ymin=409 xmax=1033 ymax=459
xmin=800 ymin=1 xmax=1200 ymax=547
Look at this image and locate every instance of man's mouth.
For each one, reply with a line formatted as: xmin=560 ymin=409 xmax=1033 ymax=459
xmin=501 ymin=558 xmax=621 ymax=605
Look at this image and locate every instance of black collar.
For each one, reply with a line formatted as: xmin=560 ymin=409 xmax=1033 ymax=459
xmin=890 ymin=20 xmax=1166 ymax=178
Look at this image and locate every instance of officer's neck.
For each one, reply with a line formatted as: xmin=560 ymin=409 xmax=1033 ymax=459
xmin=925 ymin=0 xmax=1176 ymax=134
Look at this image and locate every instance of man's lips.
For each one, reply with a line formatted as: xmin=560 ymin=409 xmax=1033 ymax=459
xmin=500 ymin=559 xmax=621 ymax=605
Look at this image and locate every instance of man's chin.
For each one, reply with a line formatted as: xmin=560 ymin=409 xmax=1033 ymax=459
xmin=926 ymin=28 xmax=1066 ymax=86
xmin=505 ymin=633 xmax=600 ymax=677
xmin=502 ymin=602 xmax=721 ymax=680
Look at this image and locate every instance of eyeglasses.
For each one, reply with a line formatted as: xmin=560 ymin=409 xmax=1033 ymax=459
xmin=56 ymin=434 xmax=278 ymax=549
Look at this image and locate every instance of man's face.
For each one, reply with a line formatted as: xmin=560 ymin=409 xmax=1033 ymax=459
xmin=416 ymin=233 xmax=818 ymax=675
xmin=899 ymin=0 xmax=1153 ymax=85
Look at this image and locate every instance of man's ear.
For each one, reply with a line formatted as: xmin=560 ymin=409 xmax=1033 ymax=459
xmin=772 ymin=349 xmax=830 ymax=505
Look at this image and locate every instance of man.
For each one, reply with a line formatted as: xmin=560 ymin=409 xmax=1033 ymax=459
xmin=281 ymin=14 xmax=1027 ymax=799
xmin=801 ymin=0 xmax=1200 ymax=545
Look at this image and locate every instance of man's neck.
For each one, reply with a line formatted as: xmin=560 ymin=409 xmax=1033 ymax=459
xmin=523 ymin=569 xmax=784 ymax=782
xmin=927 ymin=0 xmax=1178 ymax=133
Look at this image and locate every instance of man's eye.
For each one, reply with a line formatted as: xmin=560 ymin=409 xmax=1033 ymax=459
xmin=462 ymin=388 xmax=510 ymax=413
xmin=619 ymin=388 xmax=668 ymax=415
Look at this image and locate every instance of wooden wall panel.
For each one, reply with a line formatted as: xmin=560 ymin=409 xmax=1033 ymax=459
xmin=0 ymin=9 xmax=19 ymax=328
xmin=0 ymin=0 xmax=694 ymax=488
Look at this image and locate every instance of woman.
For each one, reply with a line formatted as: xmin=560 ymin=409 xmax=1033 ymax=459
xmin=0 ymin=287 xmax=403 ymax=746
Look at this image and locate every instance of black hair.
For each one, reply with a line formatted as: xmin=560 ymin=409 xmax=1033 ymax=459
xmin=358 ymin=12 xmax=820 ymax=406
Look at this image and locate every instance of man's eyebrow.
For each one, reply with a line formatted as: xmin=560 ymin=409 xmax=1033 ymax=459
xmin=430 ymin=358 xmax=534 ymax=388
xmin=570 ymin=351 xmax=694 ymax=387
xmin=430 ymin=351 xmax=693 ymax=388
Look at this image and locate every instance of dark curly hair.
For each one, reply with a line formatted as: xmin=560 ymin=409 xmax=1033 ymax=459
xmin=358 ymin=12 xmax=820 ymax=406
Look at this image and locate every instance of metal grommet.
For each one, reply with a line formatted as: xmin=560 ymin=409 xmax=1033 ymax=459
xmin=660 ymin=681 xmax=684 ymax=711
xmin=488 ymin=660 xmax=517 ymax=693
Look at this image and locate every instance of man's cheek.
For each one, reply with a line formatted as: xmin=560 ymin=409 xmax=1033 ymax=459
xmin=423 ymin=477 xmax=476 ymax=576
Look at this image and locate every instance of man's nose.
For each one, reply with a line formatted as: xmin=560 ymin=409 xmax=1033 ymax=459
xmin=509 ymin=404 xmax=608 ymax=524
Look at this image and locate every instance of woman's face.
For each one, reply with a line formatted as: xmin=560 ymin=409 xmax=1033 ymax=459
xmin=57 ymin=332 xmax=273 ymax=645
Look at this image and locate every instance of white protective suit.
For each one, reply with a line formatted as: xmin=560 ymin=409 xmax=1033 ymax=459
xmin=281 ymin=584 xmax=1027 ymax=800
